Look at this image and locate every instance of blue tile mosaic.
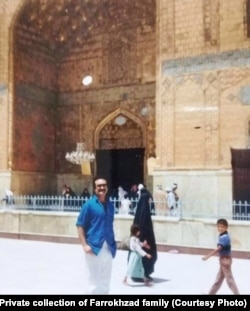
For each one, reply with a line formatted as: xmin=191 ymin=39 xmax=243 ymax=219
xmin=239 ymin=85 xmax=250 ymax=105
xmin=162 ymin=49 xmax=250 ymax=76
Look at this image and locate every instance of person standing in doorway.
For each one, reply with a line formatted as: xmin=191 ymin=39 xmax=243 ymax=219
xmin=76 ymin=176 xmax=117 ymax=294
xmin=128 ymin=184 xmax=139 ymax=214
xmin=202 ymin=218 xmax=240 ymax=295
xmin=80 ymin=187 xmax=90 ymax=205
xmin=118 ymin=186 xmax=127 ymax=202
xmin=120 ymin=194 xmax=132 ymax=215
xmin=137 ymin=183 xmax=155 ymax=215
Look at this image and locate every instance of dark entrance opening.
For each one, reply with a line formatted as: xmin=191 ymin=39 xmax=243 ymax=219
xmin=231 ymin=148 xmax=250 ymax=202
xmin=231 ymin=148 xmax=250 ymax=219
xmin=96 ymin=148 xmax=144 ymax=194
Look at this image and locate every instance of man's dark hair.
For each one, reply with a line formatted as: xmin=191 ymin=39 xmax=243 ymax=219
xmin=92 ymin=176 xmax=108 ymax=189
xmin=217 ymin=218 xmax=228 ymax=227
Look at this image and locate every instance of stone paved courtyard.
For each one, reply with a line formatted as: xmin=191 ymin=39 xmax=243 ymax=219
xmin=0 ymin=238 xmax=249 ymax=295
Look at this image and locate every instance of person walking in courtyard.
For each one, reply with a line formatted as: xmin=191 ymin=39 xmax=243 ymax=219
xmin=202 ymin=218 xmax=240 ymax=295
xmin=133 ymin=187 xmax=157 ymax=281
xmin=123 ymin=224 xmax=152 ymax=286
xmin=76 ymin=176 xmax=117 ymax=294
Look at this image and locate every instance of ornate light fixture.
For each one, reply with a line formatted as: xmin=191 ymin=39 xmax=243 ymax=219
xmin=65 ymin=143 xmax=95 ymax=165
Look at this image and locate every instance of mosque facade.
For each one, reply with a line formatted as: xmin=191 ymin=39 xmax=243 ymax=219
xmin=1 ymin=0 xmax=250 ymax=209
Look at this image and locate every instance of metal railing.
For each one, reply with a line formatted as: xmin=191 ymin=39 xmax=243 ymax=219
xmin=1 ymin=195 xmax=250 ymax=220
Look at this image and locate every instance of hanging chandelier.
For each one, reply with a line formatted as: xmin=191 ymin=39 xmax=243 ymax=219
xmin=65 ymin=143 xmax=95 ymax=165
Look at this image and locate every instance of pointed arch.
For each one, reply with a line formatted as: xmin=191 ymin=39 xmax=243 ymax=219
xmin=7 ymin=0 xmax=30 ymax=171
xmin=94 ymin=108 xmax=147 ymax=149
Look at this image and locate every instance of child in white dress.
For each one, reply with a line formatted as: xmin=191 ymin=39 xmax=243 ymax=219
xmin=123 ymin=224 xmax=152 ymax=286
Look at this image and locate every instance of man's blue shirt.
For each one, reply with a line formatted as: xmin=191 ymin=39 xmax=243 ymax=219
xmin=76 ymin=194 xmax=117 ymax=257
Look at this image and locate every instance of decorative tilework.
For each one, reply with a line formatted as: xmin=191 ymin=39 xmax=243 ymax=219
xmin=239 ymin=86 xmax=250 ymax=105
xmin=162 ymin=49 xmax=250 ymax=76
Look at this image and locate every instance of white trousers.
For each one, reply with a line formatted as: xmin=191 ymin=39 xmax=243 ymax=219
xmin=84 ymin=241 xmax=113 ymax=294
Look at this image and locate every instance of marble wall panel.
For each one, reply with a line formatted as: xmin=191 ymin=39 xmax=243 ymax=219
xmin=1 ymin=211 xmax=248 ymax=252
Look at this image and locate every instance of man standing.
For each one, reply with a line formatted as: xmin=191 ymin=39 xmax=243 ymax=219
xmin=76 ymin=176 xmax=117 ymax=294
xmin=166 ymin=187 xmax=176 ymax=216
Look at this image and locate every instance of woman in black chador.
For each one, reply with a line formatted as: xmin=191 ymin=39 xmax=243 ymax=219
xmin=133 ymin=187 xmax=157 ymax=281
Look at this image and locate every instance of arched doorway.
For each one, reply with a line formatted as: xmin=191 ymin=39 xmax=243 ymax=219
xmin=95 ymin=108 xmax=147 ymax=194
xmin=231 ymin=148 xmax=250 ymax=219
xmin=231 ymin=148 xmax=250 ymax=203
xmin=96 ymin=148 xmax=144 ymax=194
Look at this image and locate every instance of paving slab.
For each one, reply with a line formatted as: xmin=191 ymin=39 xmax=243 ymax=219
xmin=0 ymin=238 xmax=249 ymax=295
